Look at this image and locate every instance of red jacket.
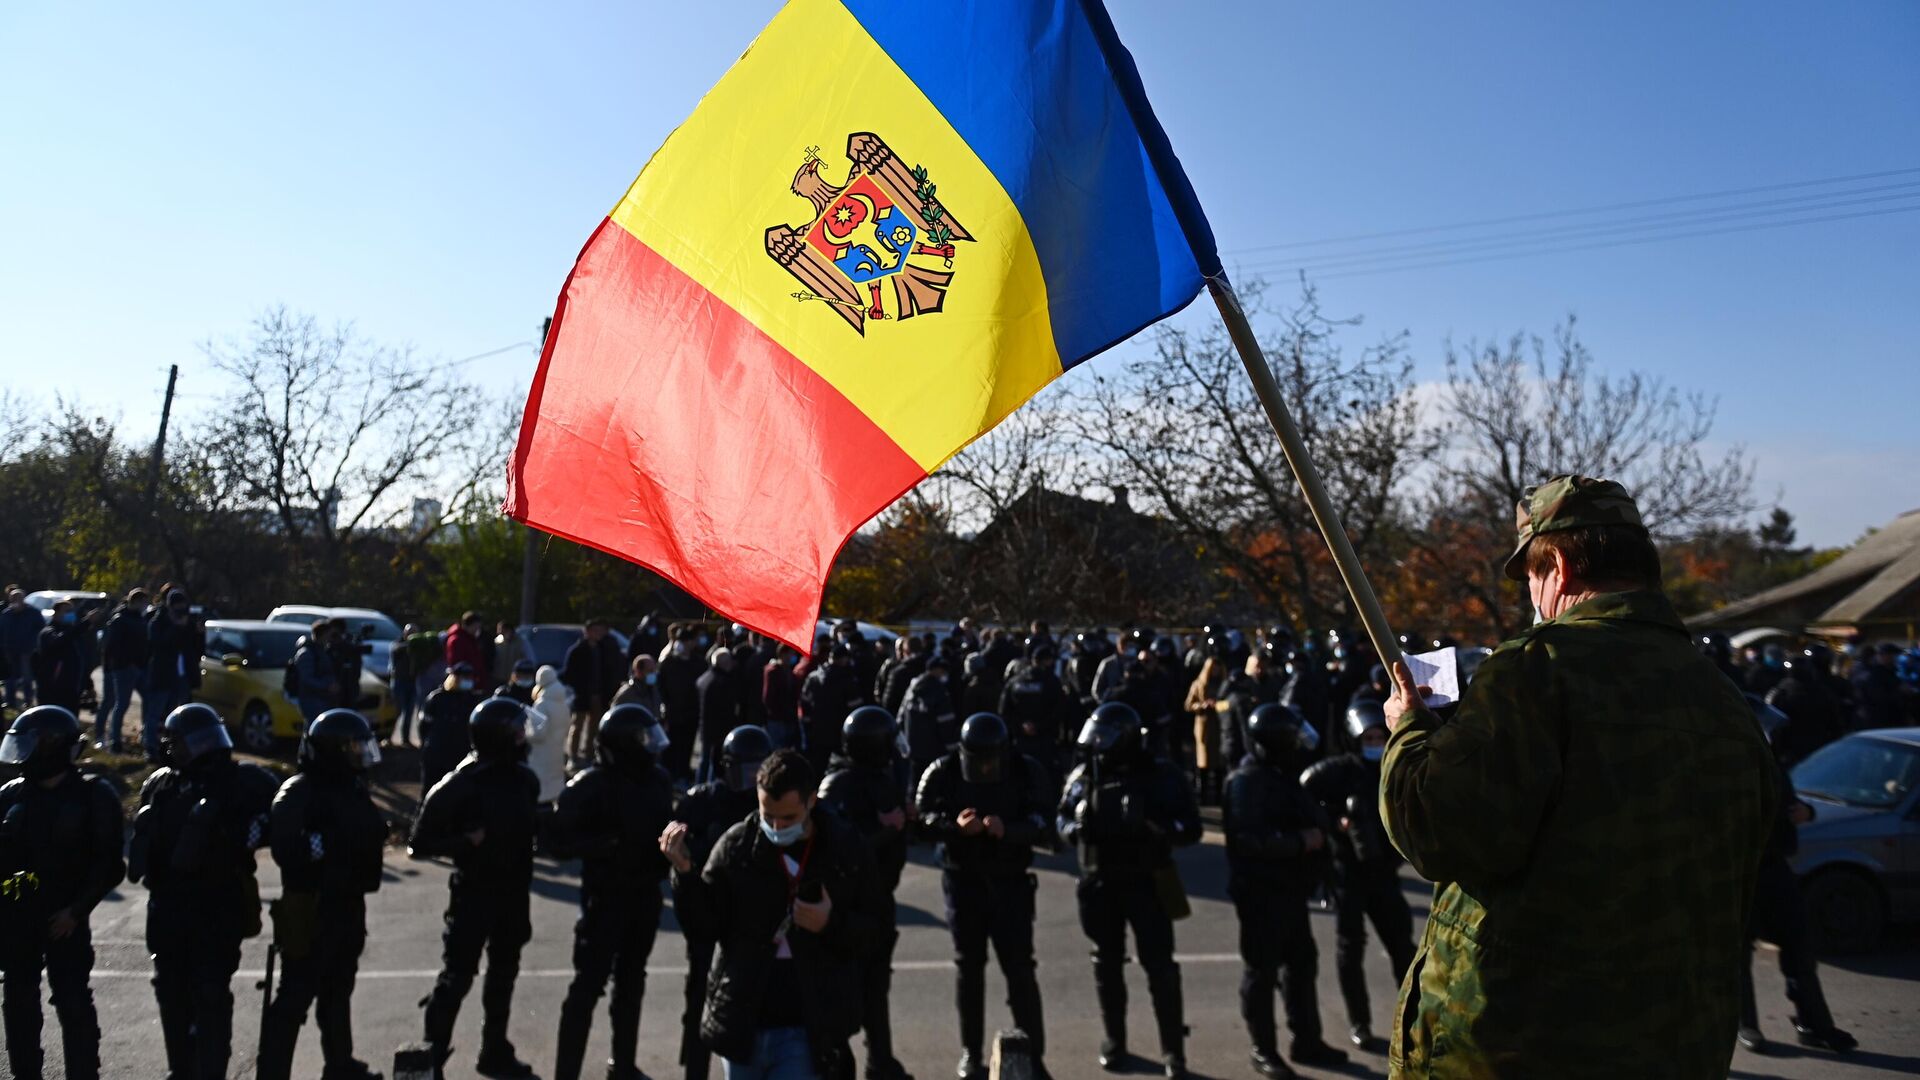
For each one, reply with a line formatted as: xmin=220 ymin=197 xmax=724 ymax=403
xmin=445 ymin=623 xmax=484 ymax=674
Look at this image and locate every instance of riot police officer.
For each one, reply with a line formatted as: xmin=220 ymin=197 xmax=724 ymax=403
xmin=550 ymin=703 xmax=677 ymax=1080
xmin=0 ymin=705 xmax=123 ymax=1080
xmin=666 ymin=724 xmax=771 ymax=1080
xmin=1058 ymin=702 xmax=1201 ymax=1079
xmin=1299 ymin=702 xmax=1415 ymax=1052
xmin=818 ymin=706 xmax=913 ymax=1080
xmin=412 ymin=696 xmax=542 ymax=1078
xmin=420 ymin=661 xmax=485 ymax=791
xmin=129 ymin=703 xmax=278 ymax=1080
xmin=999 ymin=642 xmax=1073 ymax=787
xmin=1226 ymin=703 xmax=1348 ymax=1077
xmin=257 ymin=708 xmax=388 ymax=1080
xmin=916 ymin=713 xmax=1053 ymax=1080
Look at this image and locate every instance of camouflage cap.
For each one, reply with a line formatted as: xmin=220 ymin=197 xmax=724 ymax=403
xmin=1503 ymin=474 xmax=1647 ymax=581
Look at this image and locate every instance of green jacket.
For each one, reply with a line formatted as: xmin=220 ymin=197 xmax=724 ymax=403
xmin=1380 ymin=591 xmax=1776 ymax=1079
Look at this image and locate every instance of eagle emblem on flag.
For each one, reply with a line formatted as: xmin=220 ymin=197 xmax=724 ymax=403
xmin=764 ymin=132 xmax=973 ymax=334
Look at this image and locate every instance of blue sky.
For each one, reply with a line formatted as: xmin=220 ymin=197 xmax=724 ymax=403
xmin=2 ymin=1 xmax=1914 ymax=546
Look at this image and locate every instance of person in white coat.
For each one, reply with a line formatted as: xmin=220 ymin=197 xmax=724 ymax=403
xmin=528 ymin=664 xmax=574 ymax=803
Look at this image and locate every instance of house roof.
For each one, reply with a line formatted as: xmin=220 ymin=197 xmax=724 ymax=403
xmin=1691 ymin=509 xmax=1920 ymax=629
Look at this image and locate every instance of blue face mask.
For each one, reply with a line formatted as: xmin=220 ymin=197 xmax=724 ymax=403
xmin=758 ymin=813 xmax=807 ymax=847
xmin=57 ymin=613 xmax=77 ymax=627
xmin=644 ymin=672 xmax=658 ymax=686
xmin=1361 ymin=744 xmax=1385 ymax=763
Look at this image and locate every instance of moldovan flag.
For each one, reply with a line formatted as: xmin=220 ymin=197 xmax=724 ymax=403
xmin=507 ymin=0 xmax=1220 ymax=651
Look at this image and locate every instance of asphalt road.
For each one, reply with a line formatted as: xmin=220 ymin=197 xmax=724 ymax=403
xmin=57 ymin=826 xmax=1916 ymax=1080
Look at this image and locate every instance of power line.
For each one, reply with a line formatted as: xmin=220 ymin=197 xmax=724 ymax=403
xmin=1222 ymin=165 xmax=1920 ymax=256
xmin=1237 ymin=202 xmax=1920 ymax=282
xmin=1234 ymin=186 xmax=1920 ymax=275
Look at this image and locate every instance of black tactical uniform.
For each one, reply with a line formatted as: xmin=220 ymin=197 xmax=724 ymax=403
xmin=818 ymin=707 xmax=912 ymax=1080
xmin=998 ymin=646 xmax=1073 ymax=787
xmin=916 ymin=713 xmax=1052 ymax=1080
xmin=420 ymin=662 xmax=485 ymax=792
xmin=1298 ymin=702 xmax=1414 ymax=1052
xmin=0 ymin=706 xmax=124 ymax=1080
xmin=258 ymin=708 xmax=388 ymax=1080
xmin=130 ymin=704 xmax=278 ymax=1080
xmin=1057 ymin=702 xmax=1201 ymax=1079
xmin=412 ymin=697 xmax=542 ymax=1078
xmin=670 ymin=726 xmax=771 ymax=1080
xmin=549 ymin=704 xmax=677 ymax=1080
xmin=1225 ymin=704 xmax=1348 ymax=1077
xmin=799 ymin=645 xmax=866 ymax=775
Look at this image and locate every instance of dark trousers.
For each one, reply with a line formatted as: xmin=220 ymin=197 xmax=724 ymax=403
xmin=945 ymin=869 xmax=1045 ymax=1060
xmin=1332 ymin=860 xmax=1416 ymax=1030
xmin=148 ymin=899 xmax=243 ymax=1080
xmin=1742 ymin=854 xmax=1835 ymax=1033
xmin=681 ymin=936 xmax=717 ymax=1080
xmin=1 ymin=923 xmax=98 ymax=1080
xmin=257 ymin=902 xmax=368 ymax=1080
xmin=556 ymin=889 xmax=663 ymax=1080
xmin=1232 ymin=880 xmax=1323 ymax=1053
xmin=1076 ymin=873 xmax=1184 ymax=1059
xmin=423 ymin=883 xmax=532 ymax=1056
xmin=858 ymin=892 xmax=901 ymax=1076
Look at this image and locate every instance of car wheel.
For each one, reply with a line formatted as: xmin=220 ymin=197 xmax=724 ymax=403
xmin=1802 ymin=867 xmax=1885 ymax=954
xmin=240 ymin=701 xmax=279 ymax=755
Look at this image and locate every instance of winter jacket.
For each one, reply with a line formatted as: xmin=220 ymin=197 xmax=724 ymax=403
xmin=410 ymin=754 xmax=541 ymax=889
xmin=0 ymin=604 xmax=42 ymax=655
xmin=420 ymin=680 xmax=485 ymax=791
xmin=528 ymin=666 xmax=574 ymax=802
xmin=696 ymin=667 xmax=743 ymax=763
xmin=101 ymin=604 xmax=151 ymax=670
xmin=443 ymin=622 xmax=484 ymax=675
xmin=32 ymin=624 xmax=86 ymax=710
xmin=562 ymin=635 xmax=624 ymax=713
xmin=673 ymin=808 xmax=881 ymax=1072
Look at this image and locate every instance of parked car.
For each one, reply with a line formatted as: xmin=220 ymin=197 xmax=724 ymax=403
xmin=516 ymin=624 xmax=631 ymax=669
xmin=24 ymin=590 xmax=110 ymax=623
xmin=814 ymin=618 xmax=900 ymax=646
xmin=198 ymin=620 xmax=395 ymax=753
xmin=1790 ymin=727 xmax=1920 ymax=952
xmin=266 ymin=605 xmax=403 ymax=681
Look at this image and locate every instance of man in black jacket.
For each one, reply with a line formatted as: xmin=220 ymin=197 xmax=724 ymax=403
xmin=1058 ymin=702 xmax=1201 ymax=1079
xmin=412 ymin=697 xmax=543 ymax=1078
xmin=0 ymin=705 xmax=125 ymax=1080
xmin=419 ymin=662 xmax=485 ymax=792
xmin=1299 ymin=702 xmax=1414 ymax=1053
xmin=916 ymin=713 xmax=1053 ymax=1080
xmin=129 ymin=703 xmax=279 ymax=1080
xmin=31 ymin=602 xmax=86 ymax=715
xmin=1226 ymin=704 xmax=1348 ymax=1077
xmin=98 ymin=589 xmax=150 ymax=753
xmin=661 ymin=748 xmax=881 ymax=1080
xmin=550 ymin=703 xmax=677 ymax=1080
xmin=818 ymin=707 xmax=912 ymax=1080
xmin=659 ymin=632 xmax=708 ymax=781
xmin=999 ymin=642 xmax=1072 ymax=789
xmin=667 ymin=725 xmax=773 ymax=1080
xmin=697 ymin=651 xmax=745 ymax=785
xmin=144 ymin=589 xmax=201 ymax=762
xmin=563 ymin=620 xmax=624 ymax=763
xmin=800 ymin=644 xmax=867 ymax=776
xmin=257 ymin=709 xmax=388 ymax=1080
xmin=1220 ymin=651 xmax=1284 ymax=771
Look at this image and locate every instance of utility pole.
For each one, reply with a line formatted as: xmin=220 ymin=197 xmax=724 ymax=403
xmin=147 ymin=364 xmax=179 ymax=504
xmin=517 ymin=319 xmax=551 ymax=627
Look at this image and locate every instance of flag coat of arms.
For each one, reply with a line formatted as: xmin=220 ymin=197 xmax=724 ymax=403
xmin=508 ymin=0 xmax=1220 ymax=650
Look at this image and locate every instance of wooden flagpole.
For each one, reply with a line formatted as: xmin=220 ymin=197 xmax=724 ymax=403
xmin=1207 ymin=274 xmax=1405 ymax=669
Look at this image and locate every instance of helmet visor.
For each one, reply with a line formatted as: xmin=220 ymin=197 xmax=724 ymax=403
xmin=170 ymin=723 xmax=234 ymax=768
xmin=350 ymin=735 xmax=383 ymax=770
xmin=642 ymin=723 xmax=671 ymax=756
xmin=0 ymin=727 xmax=38 ymax=765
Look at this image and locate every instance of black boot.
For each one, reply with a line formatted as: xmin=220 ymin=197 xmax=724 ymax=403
xmin=1795 ymin=1024 xmax=1858 ymax=1054
xmin=1249 ymin=1048 xmax=1299 ymax=1078
xmin=1349 ymin=1023 xmax=1385 ymax=1052
xmin=477 ymin=1040 xmax=536 ymax=1078
xmin=1145 ymin=963 xmax=1187 ymax=1077
xmin=1094 ymin=962 xmax=1129 ymax=1072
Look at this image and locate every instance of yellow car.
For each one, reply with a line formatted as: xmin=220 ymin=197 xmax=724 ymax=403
xmin=198 ymin=620 xmax=396 ymax=754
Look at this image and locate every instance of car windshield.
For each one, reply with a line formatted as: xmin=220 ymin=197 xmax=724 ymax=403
xmin=524 ymin=627 xmax=585 ymax=667
xmin=335 ymin=616 xmax=402 ymax=641
xmin=244 ymin=630 xmax=304 ymax=669
xmin=1792 ymin=737 xmax=1920 ymax=809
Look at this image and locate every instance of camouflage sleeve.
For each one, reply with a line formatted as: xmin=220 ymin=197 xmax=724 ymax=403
xmin=1380 ymin=637 xmax=1565 ymax=889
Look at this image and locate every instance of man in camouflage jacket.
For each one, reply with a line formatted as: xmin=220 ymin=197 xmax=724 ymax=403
xmin=1379 ymin=475 xmax=1778 ymax=1078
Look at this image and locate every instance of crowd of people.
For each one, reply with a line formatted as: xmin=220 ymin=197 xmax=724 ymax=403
xmin=0 ymin=511 xmax=1912 ymax=1080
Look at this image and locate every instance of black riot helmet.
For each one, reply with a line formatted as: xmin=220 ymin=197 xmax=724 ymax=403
xmin=1125 ymin=626 xmax=1156 ymax=652
xmin=959 ymin=712 xmax=1009 ymax=784
xmin=298 ymin=708 xmax=381 ymax=776
xmin=468 ymin=697 xmax=530 ymax=761
xmin=1344 ymin=700 xmax=1388 ymax=742
xmin=720 ymin=725 xmax=774 ymax=793
xmin=1248 ymin=702 xmax=1319 ymax=768
xmin=1150 ymin=636 xmax=1177 ymax=662
xmin=1802 ymin=643 xmax=1835 ymax=676
xmin=0 ymin=705 xmax=84 ymax=781
xmin=162 ymin=702 xmax=233 ymax=770
xmin=842 ymin=706 xmax=898 ymax=770
xmin=1076 ymin=701 xmax=1144 ymax=769
xmin=597 ymin=702 xmax=669 ymax=774
xmin=1698 ymin=632 xmax=1732 ymax=665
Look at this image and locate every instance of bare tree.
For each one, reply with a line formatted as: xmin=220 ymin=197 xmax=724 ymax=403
xmin=1064 ymin=281 xmax=1429 ymax=628
xmin=199 ymin=307 xmax=485 ymax=544
xmin=1422 ymin=316 xmax=1754 ymax=636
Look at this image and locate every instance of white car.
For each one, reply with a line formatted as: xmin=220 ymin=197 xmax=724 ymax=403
xmin=266 ymin=605 xmax=404 ymax=681
xmin=24 ymin=590 xmax=109 ymax=623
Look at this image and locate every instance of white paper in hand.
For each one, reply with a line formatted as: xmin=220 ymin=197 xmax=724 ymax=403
xmin=1404 ymin=646 xmax=1462 ymax=707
